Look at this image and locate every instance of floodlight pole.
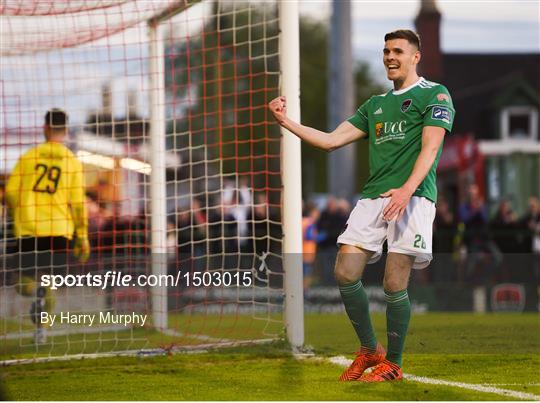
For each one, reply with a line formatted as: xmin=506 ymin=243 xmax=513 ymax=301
xmin=279 ymin=0 xmax=304 ymax=349
xmin=148 ymin=21 xmax=167 ymax=330
xmin=328 ymin=0 xmax=355 ymax=199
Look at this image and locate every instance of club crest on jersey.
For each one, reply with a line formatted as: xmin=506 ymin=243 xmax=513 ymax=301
xmin=400 ymin=99 xmax=412 ymax=113
xmin=375 ymin=122 xmax=383 ymax=137
xmin=374 ymin=120 xmax=407 ymax=144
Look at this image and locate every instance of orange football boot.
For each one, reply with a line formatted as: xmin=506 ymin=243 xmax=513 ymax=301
xmin=358 ymin=359 xmax=403 ymax=382
xmin=339 ymin=343 xmax=386 ymax=381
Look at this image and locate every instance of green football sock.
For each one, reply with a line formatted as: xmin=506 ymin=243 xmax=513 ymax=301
xmin=339 ymin=280 xmax=377 ymax=350
xmin=385 ymin=289 xmax=411 ymax=367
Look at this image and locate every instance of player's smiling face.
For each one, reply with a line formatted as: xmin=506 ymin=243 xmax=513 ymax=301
xmin=383 ymin=39 xmax=420 ymax=84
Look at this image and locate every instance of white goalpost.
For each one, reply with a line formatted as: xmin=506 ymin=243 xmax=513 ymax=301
xmin=0 ymin=0 xmax=303 ymax=361
xmin=279 ymin=0 xmax=304 ymax=349
xmin=148 ymin=14 xmax=169 ymax=333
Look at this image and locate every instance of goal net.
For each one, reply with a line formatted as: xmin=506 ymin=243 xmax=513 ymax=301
xmin=1 ymin=0 xmax=287 ymax=362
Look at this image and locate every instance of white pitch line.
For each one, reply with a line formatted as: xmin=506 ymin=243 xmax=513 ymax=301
xmin=482 ymin=382 xmax=540 ymax=386
xmin=1 ymin=324 xmax=127 ymax=340
xmin=328 ymin=355 xmax=540 ymax=401
xmin=404 ymin=374 xmax=540 ymax=401
xmin=160 ymin=327 xmax=232 ymax=343
xmin=1 ymin=338 xmax=278 ymax=365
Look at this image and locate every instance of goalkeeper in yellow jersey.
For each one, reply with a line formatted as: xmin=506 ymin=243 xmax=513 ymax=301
xmin=5 ymin=108 xmax=90 ymax=344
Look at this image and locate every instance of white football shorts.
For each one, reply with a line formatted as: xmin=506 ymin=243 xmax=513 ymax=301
xmin=336 ymin=196 xmax=436 ymax=269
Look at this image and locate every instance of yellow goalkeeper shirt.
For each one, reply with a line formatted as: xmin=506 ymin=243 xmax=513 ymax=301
xmin=6 ymin=141 xmax=87 ymax=239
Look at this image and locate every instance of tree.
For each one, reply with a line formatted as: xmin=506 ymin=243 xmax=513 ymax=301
xmin=164 ymin=2 xmax=281 ymax=203
xmin=164 ymin=6 xmax=385 ymax=200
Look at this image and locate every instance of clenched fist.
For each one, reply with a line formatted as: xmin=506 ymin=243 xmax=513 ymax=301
xmin=268 ymin=96 xmax=287 ymax=124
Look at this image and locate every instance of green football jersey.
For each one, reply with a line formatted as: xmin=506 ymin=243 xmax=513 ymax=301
xmin=348 ymin=77 xmax=455 ymax=203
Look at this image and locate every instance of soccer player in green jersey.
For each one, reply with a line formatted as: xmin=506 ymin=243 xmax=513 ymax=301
xmin=6 ymin=109 xmax=90 ymax=343
xmin=269 ymin=29 xmax=454 ymax=382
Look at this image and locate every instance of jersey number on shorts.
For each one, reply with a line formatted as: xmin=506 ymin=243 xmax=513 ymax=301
xmin=413 ymin=234 xmax=426 ymax=249
xmin=33 ymin=163 xmax=62 ymax=194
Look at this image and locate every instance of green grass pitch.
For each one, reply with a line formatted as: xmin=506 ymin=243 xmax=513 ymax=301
xmin=1 ymin=312 xmax=539 ymax=400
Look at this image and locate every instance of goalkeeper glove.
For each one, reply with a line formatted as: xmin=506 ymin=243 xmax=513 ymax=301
xmin=73 ymin=236 xmax=90 ymax=263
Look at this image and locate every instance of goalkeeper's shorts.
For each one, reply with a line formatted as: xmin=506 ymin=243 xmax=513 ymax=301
xmin=336 ymin=196 xmax=436 ymax=269
xmin=5 ymin=236 xmax=69 ymax=278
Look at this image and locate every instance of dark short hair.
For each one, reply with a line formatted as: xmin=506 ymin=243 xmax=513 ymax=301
xmin=44 ymin=108 xmax=68 ymax=129
xmin=384 ymin=29 xmax=421 ymax=50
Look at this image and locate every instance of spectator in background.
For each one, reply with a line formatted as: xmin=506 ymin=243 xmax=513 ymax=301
xmin=176 ymin=210 xmax=205 ymax=256
xmin=223 ymin=176 xmax=252 ymax=251
xmin=432 ymin=195 xmax=457 ymax=281
xmin=302 ymin=202 xmax=321 ymax=292
xmin=83 ymin=193 xmax=112 ymax=274
xmin=336 ymin=198 xmax=352 ymax=221
xmin=176 ymin=199 xmax=206 ymax=274
xmin=247 ymin=193 xmax=270 ymax=255
xmin=316 ymin=196 xmax=347 ymax=285
xmin=247 ymin=192 xmax=281 ymax=284
xmin=207 ymin=194 xmax=237 ymax=269
xmin=100 ymin=208 xmax=148 ymax=259
xmin=521 ymin=196 xmax=540 ymax=281
xmin=521 ymin=196 xmax=540 ymax=252
xmin=95 ymin=206 xmax=147 ymax=309
xmin=458 ymin=183 xmax=502 ymax=282
xmin=434 ymin=195 xmax=455 ymax=248
xmin=86 ymin=192 xmax=112 ymax=249
xmin=491 ymin=198 xmax=519 ymax=253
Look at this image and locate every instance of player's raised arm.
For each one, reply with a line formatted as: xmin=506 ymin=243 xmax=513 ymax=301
xmin=268 ymin=96 xmax=366 ymax=152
